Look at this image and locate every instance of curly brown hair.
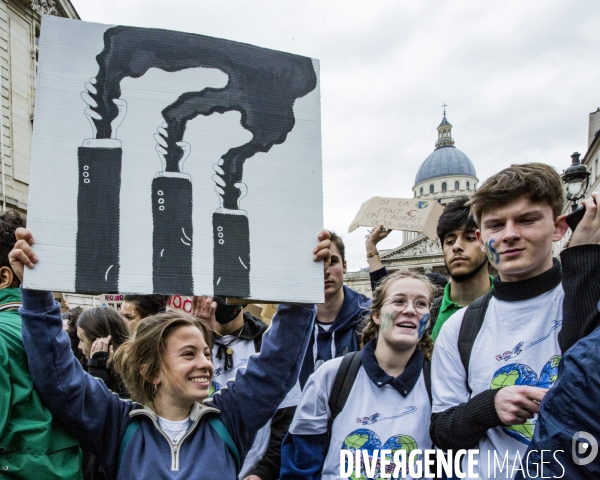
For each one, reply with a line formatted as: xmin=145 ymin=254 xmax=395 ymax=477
xmin=112 ymin=311 xmax=212 ymax=407
xmin=361 ymin=270 xmax=436 ymax=359
xmin=0 ymin=210 xmax=25 ymax=270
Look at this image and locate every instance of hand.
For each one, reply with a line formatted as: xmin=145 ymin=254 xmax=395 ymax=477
xmin=494 ymin=386 xmax=548 ymax=425
xmin=154 ymin=123 xmax=190 ymax=172
xmin=313 ymin=230 xmax=331 ymax=271
xmin=212 ymin=159 xmax=247 ymax=208
xmin=192 ymin=296 xmax=217 ymax=323
xmin=81 ymin=78 xmax=100 ymax=137
xmin=9 ymin=228 xmax=37 ymax=283
xmin=366 ymin=224 xmax=391 ymax=255
xmin=569 ymin=192 xmax=600 ymax=247
xmin=90 ymin=335 xmax=114 ymax=367
xmin=111 ymin=98 xmax=127 ymax=139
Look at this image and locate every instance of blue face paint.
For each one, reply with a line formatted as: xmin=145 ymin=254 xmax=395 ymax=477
xmin=485 ymin=238 xmax=500 ymax=265
xmin=418 ymin=313 xmax=430 ymax=339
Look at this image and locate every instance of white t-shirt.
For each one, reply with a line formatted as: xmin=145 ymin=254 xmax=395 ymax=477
xmin=210 ymin=333 xmax=302 ymax=479
xmin=290 ymin=355 xmax=432 ymax=480
xmin=432 ymin=285 xmax=564 ymax=479
xmin=157 ymin=416 xmax=191 ymax=445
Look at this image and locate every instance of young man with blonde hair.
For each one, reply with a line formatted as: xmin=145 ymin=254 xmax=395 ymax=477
xmin=430 ymin=163 xmax=596 ymax=479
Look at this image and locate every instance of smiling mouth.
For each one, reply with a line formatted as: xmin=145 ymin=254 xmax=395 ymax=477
xmin=189 ymin=376 xmax=210 ymax=384
xmin=396 ymin=322 xmax=416 ymax=329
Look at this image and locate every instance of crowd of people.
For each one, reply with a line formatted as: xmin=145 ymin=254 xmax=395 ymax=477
xmin=1 ymin=161 xmax=599 ymax=479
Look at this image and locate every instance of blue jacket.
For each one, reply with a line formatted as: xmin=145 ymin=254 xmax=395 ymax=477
xmin=299 ymin=286 xmax=370 ymax=388
xmin=515 ymin=325 xmax=600 ymax=479
xmin=19 ymin=289 xmax=315 ymax=480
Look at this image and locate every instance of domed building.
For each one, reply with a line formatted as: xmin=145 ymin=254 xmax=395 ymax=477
xmin=344 ymin=111 xmax=479 ymax=297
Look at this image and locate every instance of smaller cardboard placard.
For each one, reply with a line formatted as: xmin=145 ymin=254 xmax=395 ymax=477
xmin=348 ymin=197 xmax=445 ymax=240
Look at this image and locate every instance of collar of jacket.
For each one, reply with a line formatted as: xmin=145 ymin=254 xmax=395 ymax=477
xmin=0 ymin=287 xmax=22 ymax=310
xmin=361 ymin=338 xmax=424 ymax=397
xmin=130 ymin=401 xmax=220 ymax=423
xmin=318 ymin=285 xmax=371 ymax=335
xmin=492 ymin=258 xmax=562 ymax=302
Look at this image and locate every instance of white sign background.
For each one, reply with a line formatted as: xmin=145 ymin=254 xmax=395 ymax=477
xmin=26 ymin=17 xmax=323 ymax=303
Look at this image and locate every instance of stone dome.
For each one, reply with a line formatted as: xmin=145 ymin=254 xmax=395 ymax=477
xmin=414 ymin=146 xmax=476 ymax=184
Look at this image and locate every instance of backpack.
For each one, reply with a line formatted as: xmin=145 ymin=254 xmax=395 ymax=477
xmin=456 ymin=291 xmax=493 ymax=394
xmin=118 ymin=415 xmax=241 ymax=474
xmin=327 ymin=350 xmax=432 ymax=436
xmin=427 ymin=296 xmax=443 ymax=336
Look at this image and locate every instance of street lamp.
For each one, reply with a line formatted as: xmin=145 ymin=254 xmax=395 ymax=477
xmin=562 ymin=152 xmax=590 ymax=211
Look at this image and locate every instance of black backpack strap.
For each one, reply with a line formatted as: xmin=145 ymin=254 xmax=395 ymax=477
xmin=327 ymin=350 xmax=363 ymax=436
xmin=422 ymin=358 xmax=432 ymax=404
xmin=457 ymin=291 xmax=493 ymax=394
xmin=427 ymin=296 xmax=443 ymax=336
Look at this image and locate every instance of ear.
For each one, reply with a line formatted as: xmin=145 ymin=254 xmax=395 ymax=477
xmin=476 ymin=229 xmax=486 ymax=253
xmin=372 ymin=313 xmax=380 ymax=325
xmin=553 ymin=214 xmax=569 ymax=242
xmin=343 ymin=259 xmax=347 ymax=275
xmin=0 ymin=266 xmax=15 ymax=289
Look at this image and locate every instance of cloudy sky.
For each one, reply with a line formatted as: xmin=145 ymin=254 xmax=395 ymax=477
xmin=69 ymin=0 xmax=600 ymax=271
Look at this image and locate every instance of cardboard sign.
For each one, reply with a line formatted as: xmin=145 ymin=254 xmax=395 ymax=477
xmin=25 ymin=17 xmax=324 ymax=303
xmin=348 ymin=197 xmax=445 ymax=240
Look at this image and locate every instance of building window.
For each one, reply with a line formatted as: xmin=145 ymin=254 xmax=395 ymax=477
xmin=430 ymin=184 xmax=434 ymax=194
xmin=466 ymin=181 xmax=470 ymax=190
xmin=455 ymin=181 xmax=459 ymax=190
xmin=420 ymin=187 xmax=423 ymax=196
xmin=442 ymin=182 xmax=447 ymax=192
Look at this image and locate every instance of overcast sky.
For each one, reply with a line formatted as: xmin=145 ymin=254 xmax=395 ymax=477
xmin=69 ymin=0 xmax=600 ymax=272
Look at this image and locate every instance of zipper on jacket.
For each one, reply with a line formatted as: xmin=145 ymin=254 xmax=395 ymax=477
xmin=147 ymin=414 xmax=203 ymax=471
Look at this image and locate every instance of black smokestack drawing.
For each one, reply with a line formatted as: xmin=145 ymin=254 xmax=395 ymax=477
xmin=81 ymin=25 xmax=317 ymax=296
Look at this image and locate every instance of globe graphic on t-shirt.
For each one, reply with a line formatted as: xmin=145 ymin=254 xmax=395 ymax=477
xmin=490 ymin=364 xmax=537 ymax=390
xmin=490 ymin=361 xmax=559 ymax=445
xmin=208 ymin=381 xmax=221 ymax=398
xmin=342 ymin=430 xmax=418 ymax=479
xmin=343 ymin=429 xmax=380 ymax=453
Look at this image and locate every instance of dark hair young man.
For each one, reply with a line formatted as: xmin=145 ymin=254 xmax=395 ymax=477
xmin=365 ymin=195 xmax=491 ymax=341
xmin=430 ymin=163 xmax=594 ymax=479
xmin=0 ymin=211 xmax=83 ymax=479
xmin=298 ymin=231 xmax=371 ymax=389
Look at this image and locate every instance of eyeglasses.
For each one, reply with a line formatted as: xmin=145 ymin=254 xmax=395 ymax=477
xmin=382 ymin=297 xmax=431 ymax=313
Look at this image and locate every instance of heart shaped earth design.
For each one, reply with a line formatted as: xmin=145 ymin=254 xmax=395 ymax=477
xmin=490 ymin=355 xmax=561 ymax=444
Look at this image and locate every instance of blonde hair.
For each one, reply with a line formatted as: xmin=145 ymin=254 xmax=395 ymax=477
xmin=361 ymin=270 xmax=436 ymax=359
xmin=112 ymin=311 xmax=212 ymax=407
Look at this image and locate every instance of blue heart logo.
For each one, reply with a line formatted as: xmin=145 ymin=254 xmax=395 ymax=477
xmin=490 ymin=355 xmax=561 ymax=444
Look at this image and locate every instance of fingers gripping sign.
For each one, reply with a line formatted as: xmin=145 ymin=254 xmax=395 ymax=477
xmin=569 ymin=192 xmax=600 ymax=247
xmin=313 ymin=229 xmax=331 ymax=272
xmin=9 ymin=228 xmax=38 ymax=283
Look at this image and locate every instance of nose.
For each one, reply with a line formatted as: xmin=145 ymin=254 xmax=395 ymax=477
xmin=453 ymin=237 xmax=465 ymax=252
xmin=502 ymin=220 xmax=520 ymax=242
xmin=402 ymin=300 xmax=418 ymax=315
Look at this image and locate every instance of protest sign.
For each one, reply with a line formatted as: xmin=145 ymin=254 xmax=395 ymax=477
xmin=25 ymin=17 xmax=323 ymax=303
xmin=348 ymin=197 xmax=445 ymax=240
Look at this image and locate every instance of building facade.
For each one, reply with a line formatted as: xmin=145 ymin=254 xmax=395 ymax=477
xmin=0 ymin=0 xmax=78 ymax=214
xmin=345 ymin=112 xmax=479 ymax=297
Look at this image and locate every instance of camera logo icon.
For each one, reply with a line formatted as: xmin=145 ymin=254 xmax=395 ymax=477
xmin=572 ymin=431 xmax=598 ymax=466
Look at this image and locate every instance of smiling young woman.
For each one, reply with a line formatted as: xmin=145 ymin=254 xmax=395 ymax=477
xmin=281 ymin=270 xmax=436 ymax=480
xmin=10 ymin=228 xmax=330 ymax=480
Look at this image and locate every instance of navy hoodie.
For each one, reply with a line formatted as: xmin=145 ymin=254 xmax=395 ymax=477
xmin=299 ymin=285 xmax=371 ymax=388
